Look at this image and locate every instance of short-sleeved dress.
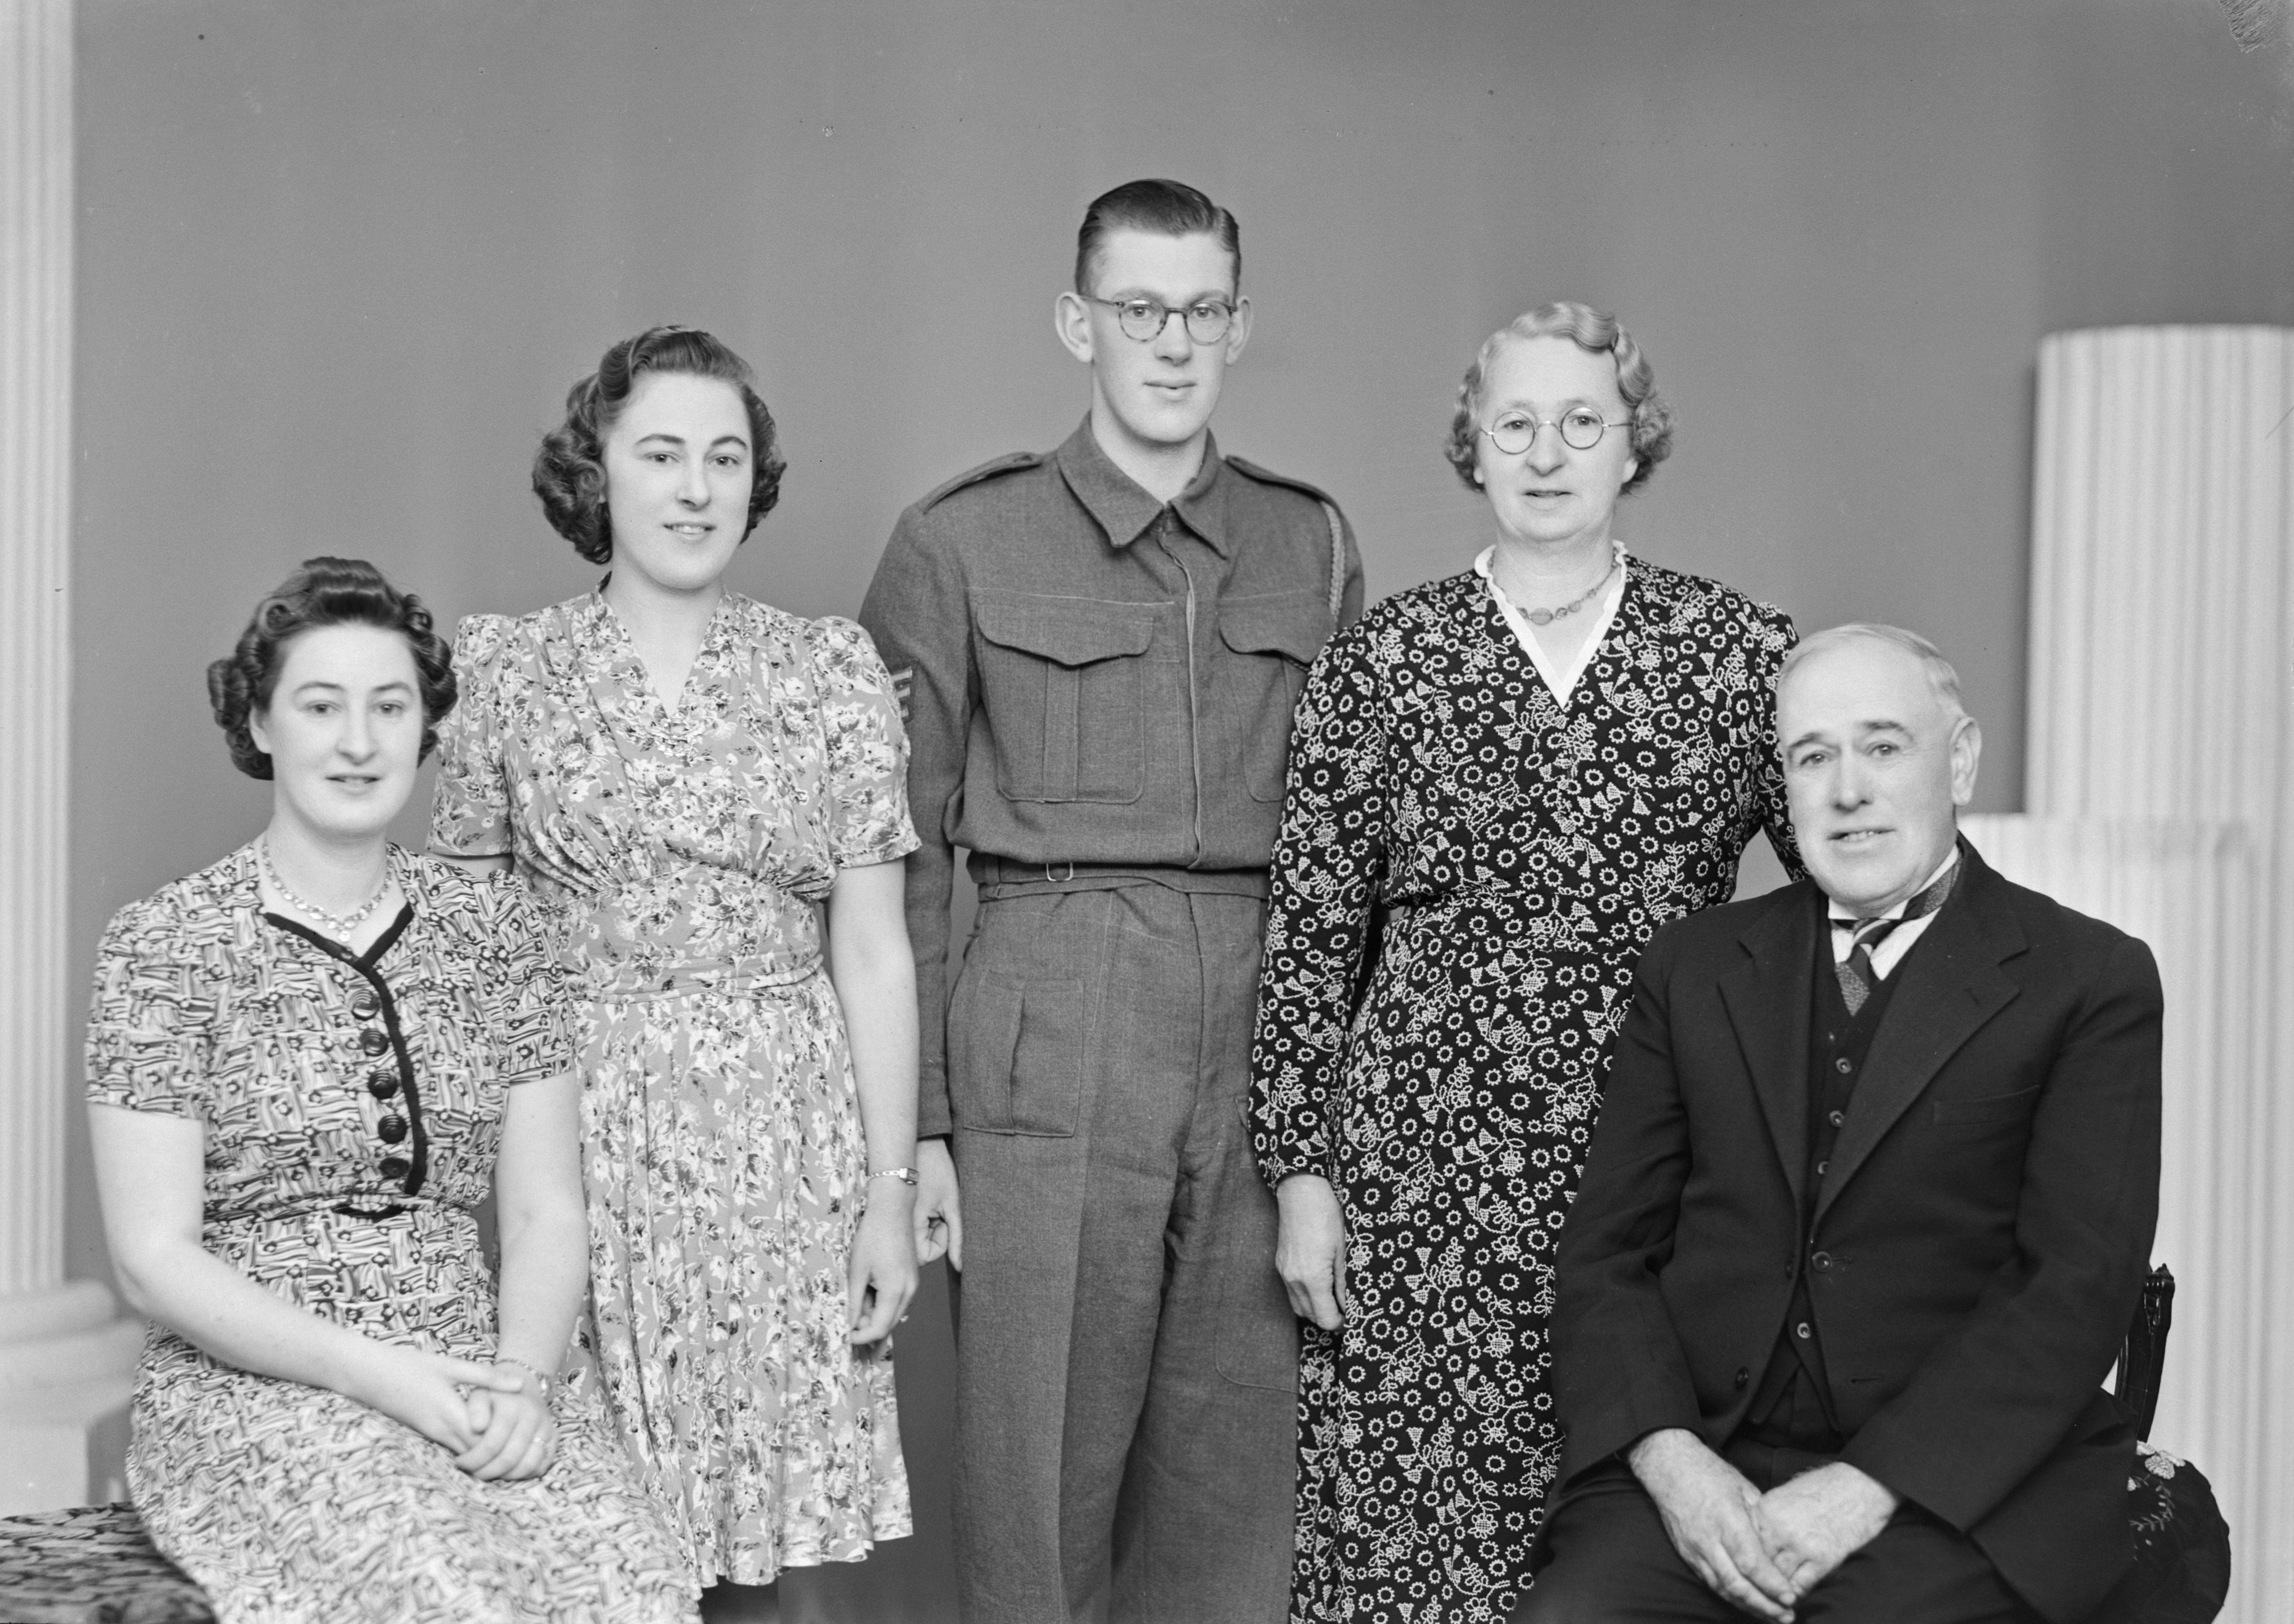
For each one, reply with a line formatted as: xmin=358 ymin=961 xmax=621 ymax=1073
xmin=1249 ymin=560 xmax=1798 ymax=1624
xmin=84 ymin=846 xmax=695 ymax=1624
xmin=429 ymin=589 xmax=921 ymax=1586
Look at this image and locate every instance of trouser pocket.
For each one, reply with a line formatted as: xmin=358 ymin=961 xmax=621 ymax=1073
xmin=949 ymin=967 xmax=1088 ymax=1137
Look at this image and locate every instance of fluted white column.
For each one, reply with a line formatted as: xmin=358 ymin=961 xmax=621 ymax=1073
xmin=2018 ymin=325 xmax=2294 ymax=1624
xmin=2027 ymin=328 xmax=2294 ymax=825
xmin=1 ymin=0 xmax=72 ymax=1304
xmin=1959 ymin=817 xmax=2282 ymax=1611
xmin=0 ymin=0 xmax=140 ymax=1519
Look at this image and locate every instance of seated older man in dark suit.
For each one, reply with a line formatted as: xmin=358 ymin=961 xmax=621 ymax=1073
xmin=1524 ymin=625 xmax=2162 ymax=1624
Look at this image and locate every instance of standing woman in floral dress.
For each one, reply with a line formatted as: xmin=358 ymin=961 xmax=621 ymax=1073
xmin=1249 ymin=303 xmax=1801 ymax=1624
xmin=429 ymin=327 xmax=925 ymax=1606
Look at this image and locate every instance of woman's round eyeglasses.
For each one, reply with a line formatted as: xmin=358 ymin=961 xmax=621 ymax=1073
xmin=1084 ymin=296 xmax=1237 ymax=345
xmin=1482 ymin=407 xmax=1631 ymax=455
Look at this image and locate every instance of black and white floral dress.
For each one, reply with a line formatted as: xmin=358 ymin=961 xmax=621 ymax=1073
xmin=84 ymin=846 xmax=695 ymax=1624
xmin=429 ymin=593 xmax=920 ymax=1586
xmin=1249 ymin=559 xmax=1798 ymax=1624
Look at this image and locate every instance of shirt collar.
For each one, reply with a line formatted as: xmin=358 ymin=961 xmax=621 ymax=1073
xmin=1827 ymin=845 xmax=1962 ymax=925
xmin=1053 ymin=417 xmax=1232 ymax=555
xmin=1471 ymin=542 xmax=1630 ymax=599
xmin=1471 ymin=542 xmax=1632 ymax=705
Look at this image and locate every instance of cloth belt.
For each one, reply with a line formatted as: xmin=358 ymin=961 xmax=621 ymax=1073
xmin=580 ymin=950 xmax=824 ymax=1001
xmin=967 ymin=853 xmax=1271 ymax=900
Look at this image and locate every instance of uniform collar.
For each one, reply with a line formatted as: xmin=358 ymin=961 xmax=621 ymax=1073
xmin=1053 ymin=417 xmax=1233 ymax=556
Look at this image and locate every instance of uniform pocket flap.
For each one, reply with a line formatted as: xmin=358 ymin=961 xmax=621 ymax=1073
xmin=974 ymin=592 xmax=1156 ymax=666
xmin=1218 ymin=593 xmax=1327 ymax=665
xmin=1931 ymin=1085 xmax=2040 ymax=1125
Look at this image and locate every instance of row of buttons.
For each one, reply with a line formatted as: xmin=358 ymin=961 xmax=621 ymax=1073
xmin=353 ymin=984 xmax=411 ymax=1182
xmin=1789 ymin=1021 xmax=1846 ymax=1407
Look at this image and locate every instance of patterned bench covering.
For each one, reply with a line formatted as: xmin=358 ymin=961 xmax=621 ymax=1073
xmin=0 ymin=1445 xmax=2228 ymax=1624
xmin=0 ymin=1504 xmax=210 ymax=1624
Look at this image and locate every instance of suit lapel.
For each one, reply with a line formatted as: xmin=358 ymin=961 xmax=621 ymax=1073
xmin=1814 ymin=847 xmax=2027 ymax=1225
xmin=1719 ymin=887 xmax=1820 ymax=1210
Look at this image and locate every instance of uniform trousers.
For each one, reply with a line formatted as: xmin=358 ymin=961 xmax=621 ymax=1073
xmin=1523 ymin=1445 xmax=2043 ymax=1624
xmin=947 ymin=882 xmax=1299 ymax=1624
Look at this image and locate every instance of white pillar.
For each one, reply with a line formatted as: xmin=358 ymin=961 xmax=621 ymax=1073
xmin=0 ymin=0 xmax=139 ymax=1518
xmin=1959 ymin=817 xmax=2281 ymax=1597
xmin=2019 ymin=325 xmax=2294 ymax=1624
xmin=2027 ymin=327 xmax=2294 ymax=825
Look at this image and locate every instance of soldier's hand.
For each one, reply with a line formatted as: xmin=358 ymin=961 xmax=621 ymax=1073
xmin=914 ymin=1138 xmax=962 ymax=1270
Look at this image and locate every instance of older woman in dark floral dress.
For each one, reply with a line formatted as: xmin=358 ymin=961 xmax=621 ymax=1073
xmin=1249 ymin=302 xmax=1800 ymax=1624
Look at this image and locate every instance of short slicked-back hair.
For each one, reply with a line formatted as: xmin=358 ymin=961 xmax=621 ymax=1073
xmin=1075 ymin=179 xmax=1241 ymax=296
xmin=1778 ymin=623 xmax=1969 ymax=723
xmin=1443 ymin=301 xmax=1673 ymax=495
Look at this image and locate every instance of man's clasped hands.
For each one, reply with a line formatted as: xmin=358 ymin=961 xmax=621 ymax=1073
xmin=1628 ymin=1429 xmax=1902 ymax=1622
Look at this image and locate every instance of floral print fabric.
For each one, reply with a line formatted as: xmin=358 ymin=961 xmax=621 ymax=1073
xmin=83 ymin=847 xmax=694 ymax=1624
xmin=430 ymin=589 xmax=920 ymax=1586
xmin=1249 ymin=561 xmax=1798 ymax=1624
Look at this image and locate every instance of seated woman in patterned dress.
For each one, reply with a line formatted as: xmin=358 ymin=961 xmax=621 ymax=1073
xmin=84 ymin=558 xmax=695 ymax=1624
xmin=427 ymin=326 xmax=925 ymax=1610
xmin=1249 ymin=303 xmax=1802 ymax=1624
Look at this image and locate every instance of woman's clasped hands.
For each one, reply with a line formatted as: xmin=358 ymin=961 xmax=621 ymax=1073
xmin=354 ymin=1342 xmax=558 ymax=1482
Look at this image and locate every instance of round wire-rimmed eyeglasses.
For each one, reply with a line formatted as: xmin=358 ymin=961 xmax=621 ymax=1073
xmin=1083 ymin=296 xmax=1238 ymax=344
xmin=1481 ymin=407 xmax=1631 ymax=455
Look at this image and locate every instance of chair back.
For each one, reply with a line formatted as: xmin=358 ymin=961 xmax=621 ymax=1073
xmin=2114 ymin=1263 xmax=2176 ymax=1442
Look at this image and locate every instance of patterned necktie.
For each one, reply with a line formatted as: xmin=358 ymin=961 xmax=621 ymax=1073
xmin=1834 ymin=862 xmax=1959 ymax=1015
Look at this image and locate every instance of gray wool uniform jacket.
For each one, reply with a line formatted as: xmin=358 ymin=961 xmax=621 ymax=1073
xmin=858 ymin=419 xmax=1365 ymax=1136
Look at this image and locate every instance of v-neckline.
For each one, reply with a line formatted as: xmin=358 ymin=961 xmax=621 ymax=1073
xmin=592 ymin=589 xmax=734 ymax=722
xmin=1474 ymin=554 xmax=1636 ymax=708
xmin=237 ymin=841 xmax=417 ymax=966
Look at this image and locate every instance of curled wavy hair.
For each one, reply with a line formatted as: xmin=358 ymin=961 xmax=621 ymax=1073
xmin=206 ymin=557 xmax=457 ymax=780
xmin=532 ymin=325 xmax=786 ymax=565
xmin=1442 ymin=301 xmax=1674 ymax=496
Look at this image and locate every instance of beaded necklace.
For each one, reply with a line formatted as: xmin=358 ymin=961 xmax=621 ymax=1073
xmin=258 ymin=837 xmax=395 ymax=941
xmin=1493 ymin=538 xmax=1624 ymax=626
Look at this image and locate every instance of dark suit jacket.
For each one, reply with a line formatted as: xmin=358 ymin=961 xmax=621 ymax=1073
xmin=1551 ymin=842 xmax=2162 ymax=1623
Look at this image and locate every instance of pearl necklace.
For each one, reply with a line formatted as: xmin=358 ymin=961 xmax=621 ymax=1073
xmin=258 ymin=837 xmax=395 ymax=941
xmin=1498 ymin=540 xmax=1624 ymax=627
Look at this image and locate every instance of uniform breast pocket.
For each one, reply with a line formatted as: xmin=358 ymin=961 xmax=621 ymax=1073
xmin=1218 ymin=591 xmax=1330 ymax=802
xmin=974 ymin=591 xmax=1157 ymax=804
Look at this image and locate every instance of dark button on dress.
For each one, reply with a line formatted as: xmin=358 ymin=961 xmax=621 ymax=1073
xmin=83 ymin=845 xmax=693 ymax=1622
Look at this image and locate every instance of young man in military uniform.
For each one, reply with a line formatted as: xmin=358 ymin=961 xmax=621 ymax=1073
xmin=859 ymin=178 xmax=1363 ymax=1624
